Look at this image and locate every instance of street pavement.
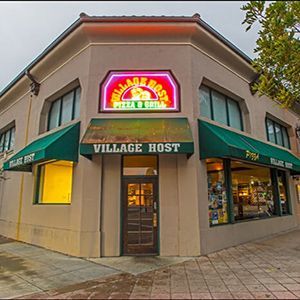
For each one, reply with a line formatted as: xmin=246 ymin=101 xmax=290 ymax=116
xmin=0 ymin=229 xmax=300 ymax=299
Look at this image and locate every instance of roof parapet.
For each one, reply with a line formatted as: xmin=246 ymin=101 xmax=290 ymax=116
xmin=0 ymin=13 xmax=253 ymax=99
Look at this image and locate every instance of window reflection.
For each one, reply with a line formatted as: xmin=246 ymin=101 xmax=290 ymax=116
xmin=212 ymin=90 xmax=227 ymax=125
xmin=199 ymin=86 xmax=211 ymax=119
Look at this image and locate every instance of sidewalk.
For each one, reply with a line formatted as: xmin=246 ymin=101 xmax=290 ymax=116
xmin=1 ymin=230 xmax=300 ymax=299
xmin=0 ymin=237 xmax=120 ymax=299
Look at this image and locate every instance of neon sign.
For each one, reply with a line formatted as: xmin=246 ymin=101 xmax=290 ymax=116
xmin=100 ymin=71 xmax=179 ymax=112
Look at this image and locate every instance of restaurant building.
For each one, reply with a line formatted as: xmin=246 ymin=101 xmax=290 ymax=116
xmin=0 ymin=14 xmax=300 ymax=257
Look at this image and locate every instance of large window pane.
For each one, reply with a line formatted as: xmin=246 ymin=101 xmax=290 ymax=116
xmin=37 ymin=160 xmax=73 ymax=204
xmin=266 ymin=119 xmax=276 ymax=143
xmin=275 ymin=123 xmax=283 ymax=146
xmin=282 ymin=127 xmax=290 ymax=148
xmin=61 ymin=92 xmax=74 ymax=124
xmin=212 ymin=90 xmax=227 ymax=125
xmin=123 ymin=155 xmax=157 ymax=176
xmin=207 ymin=158 xmax=228 ymax=225
xmin=231 ymin=161 xmax=275 ymax=221
xmin=199 ymin=86 xmax=211 ymax=119
xmin=74 ymin=88 xmax=81 ymax=119
xmin=228 ymin=98 xmax=242 ymax=130
xmin=9 ymin=127 xmax=15 ymax=150
xmin=278 ymin=170 xmax=289 ymax=215
xmin=48 ymin=99 xmax=61 ymax=130
xmin=3 ymin=130 xmax=10 ymax=151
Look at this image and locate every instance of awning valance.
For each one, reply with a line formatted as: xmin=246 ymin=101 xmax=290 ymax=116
xmin=80 ymin=118 xmax=194 ymax=157
xmin=199 ymin=120 xmax=300 ymax=173
xmin=3 ymin=122 xmax=80 ymax=172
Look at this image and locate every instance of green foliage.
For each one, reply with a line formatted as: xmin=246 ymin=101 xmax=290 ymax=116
xmin=242 ymin=1 xmax=300 ymax=107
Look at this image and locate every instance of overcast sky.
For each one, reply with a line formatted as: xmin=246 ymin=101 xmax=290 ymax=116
xmin=0 ymin=1 xmax=260 ymax=92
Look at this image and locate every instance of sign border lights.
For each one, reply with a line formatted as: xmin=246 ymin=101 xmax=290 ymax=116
xmin=100 ymin=70 xmax=180 ymax=112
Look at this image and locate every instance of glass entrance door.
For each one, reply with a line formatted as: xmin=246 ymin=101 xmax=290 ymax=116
xmin=122 ymin=178 xmax=158 ymax=255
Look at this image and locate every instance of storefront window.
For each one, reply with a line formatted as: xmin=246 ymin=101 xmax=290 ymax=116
xmin=207 ymin=158 xmax=228 ymax=226
xmin=278 ymin=170 xmax=289 ymax=215
xmin=231 ymin=161 xmax=275 ymax=221
xmin=123 ymin=156 xmax=158 ymax=176
xmin=35 ymin=160 xmax=73 ymax=204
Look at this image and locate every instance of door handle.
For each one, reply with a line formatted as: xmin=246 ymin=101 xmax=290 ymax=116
xmin=153 ymin=202 xmax=157 ymax=210
xmin=153 ymin=212 xmax=157 ymax=227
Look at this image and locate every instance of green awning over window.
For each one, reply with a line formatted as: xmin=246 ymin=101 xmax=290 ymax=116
xmin=3 ymin=122 xmax=80 ymax=172
xmin=80 ymin=118 xmax=194 ymax=156
xmin=199 ymin=120 xmax=300 ymax=173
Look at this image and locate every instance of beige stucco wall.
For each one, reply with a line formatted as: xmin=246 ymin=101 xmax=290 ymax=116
xmin=0 ymin=20 xmax=299 ymax=257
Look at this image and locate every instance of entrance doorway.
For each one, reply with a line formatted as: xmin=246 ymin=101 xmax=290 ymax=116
xmin=122 ymin=156 xmax=158 ymax=255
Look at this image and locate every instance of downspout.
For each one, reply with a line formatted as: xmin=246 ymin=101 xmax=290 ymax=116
xmin=100 ymin=155 xmax=104 ymax=256
xmin=16 ymin=70 xmax=37 ymax=239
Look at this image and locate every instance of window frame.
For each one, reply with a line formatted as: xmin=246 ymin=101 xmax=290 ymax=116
xmin=0 ymin=126 xmax=16 ymax=154
xmin=200 ymin=85 xmax=243 ymax=131
xmin=47 ymin=87 xmax=80 ymax=131
xmin=265 ymin=117 xmax=290 ymax=149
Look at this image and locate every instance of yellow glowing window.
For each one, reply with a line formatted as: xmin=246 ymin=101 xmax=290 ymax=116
xmin=35 ymin=160 xmax=73 ymax=204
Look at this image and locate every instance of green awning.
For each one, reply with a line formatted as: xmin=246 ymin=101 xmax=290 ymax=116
xmin=3 ymin=122 xmax=80 ymax=172
xmin=80 ymin=118 xmax=194 ymax=156
xmin=199 ymin=120 xmax=300 ymax=173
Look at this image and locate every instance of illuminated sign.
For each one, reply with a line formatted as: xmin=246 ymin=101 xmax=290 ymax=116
xmin=100 ymin=71 xmax=179 ymax=112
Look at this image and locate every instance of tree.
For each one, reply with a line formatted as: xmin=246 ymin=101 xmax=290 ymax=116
xmin=242 ymin=1 xmax=300 ymax=108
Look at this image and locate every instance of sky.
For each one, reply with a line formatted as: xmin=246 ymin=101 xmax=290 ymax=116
xmin=0 ymin=1 xmax=260 ymax=92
